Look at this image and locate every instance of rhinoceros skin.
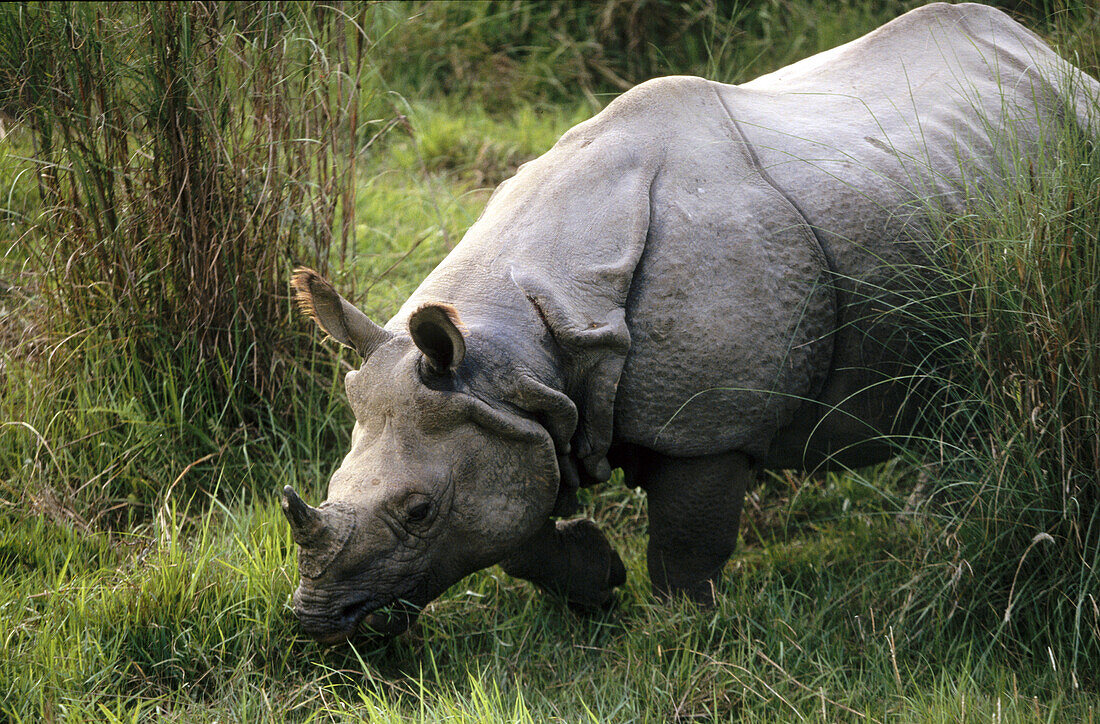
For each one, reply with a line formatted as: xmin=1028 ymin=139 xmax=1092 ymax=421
xmin=282 ymin=2 xmax=1099 ymax=641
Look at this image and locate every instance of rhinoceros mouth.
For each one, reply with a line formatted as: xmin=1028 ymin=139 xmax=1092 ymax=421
xmin=339 ymin=595 xmax=376 ymax=623
xmin=359 ymin=602 xmax=420 ymax=637
xmin=329 ymin=596 xmax=420 ymax=640
xmin=297 ymin=591 xmax=423 ymax=644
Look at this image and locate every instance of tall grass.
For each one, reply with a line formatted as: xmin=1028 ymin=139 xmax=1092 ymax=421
xmin=359 ymin=0 xmax=922 ymax=107
xmin=0 ymin=3 xmax=384 ymax=518
xmin=891 ymin=85 xmax=1100 ymax=681
xmin=349 ymin=1 xmax=1099 ymax=110
xmin=6 ymin=3 xmax=354 ymax=354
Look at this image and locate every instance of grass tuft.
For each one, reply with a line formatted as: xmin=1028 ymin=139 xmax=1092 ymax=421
xmin=886 ymin=81 xmax=1100 ymax=682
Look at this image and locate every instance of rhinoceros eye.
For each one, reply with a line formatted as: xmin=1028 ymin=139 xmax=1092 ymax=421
xmin=406 ymin=499 xmax=431 ymax=523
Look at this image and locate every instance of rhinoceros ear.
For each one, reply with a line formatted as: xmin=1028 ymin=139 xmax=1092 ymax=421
xmin=408 ymin=302 xmax=466 ymax=374
xmin=291 ymin=267 xmax=392 ymax=358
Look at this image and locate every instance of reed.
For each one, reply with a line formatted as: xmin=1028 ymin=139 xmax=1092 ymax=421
xmin=888 ymin=85 xmax=1100 ymax=680
xmin=0 ymin=2 xmax=377 ymax=517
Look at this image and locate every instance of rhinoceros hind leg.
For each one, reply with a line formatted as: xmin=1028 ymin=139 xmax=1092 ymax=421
xmin=642 ymin=450 xmax=752 ymax=604
xmin=500 ymin=518 xmax=626 ymax=609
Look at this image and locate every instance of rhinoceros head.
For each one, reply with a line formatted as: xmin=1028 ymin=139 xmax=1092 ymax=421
xmin=284 ymin=268 xmax=560 ymax=642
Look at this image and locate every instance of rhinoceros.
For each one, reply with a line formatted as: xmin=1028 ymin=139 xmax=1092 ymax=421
xmin=283 ymin=2 xmax=1098 ymax=641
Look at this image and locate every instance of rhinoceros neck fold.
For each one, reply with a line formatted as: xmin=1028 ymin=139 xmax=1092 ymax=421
xmin=386 ymin=101 xmax=673 ymax=490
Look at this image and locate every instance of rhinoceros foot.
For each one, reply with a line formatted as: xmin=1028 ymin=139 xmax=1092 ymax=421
xmin=556 ymin=518 xmax=626 ymax=610
xmin=501 ymin=517 xmax=626 ymax=611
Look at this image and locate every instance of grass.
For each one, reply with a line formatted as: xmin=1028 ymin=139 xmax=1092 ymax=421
xmin=2 ymin=474 xmax=1095 ymax=720
xmin=1 ymin=0 xmax=1099 ymax=720
xmin=872 ymin=77 xmax=1100 ymax=682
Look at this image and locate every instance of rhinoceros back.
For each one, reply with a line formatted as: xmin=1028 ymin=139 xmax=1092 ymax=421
xmin=732 ymin=1 xmax=1098 ymax=468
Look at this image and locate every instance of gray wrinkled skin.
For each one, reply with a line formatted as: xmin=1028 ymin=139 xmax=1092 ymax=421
xmin=283 ymin=3 xmax=1099 ymax=642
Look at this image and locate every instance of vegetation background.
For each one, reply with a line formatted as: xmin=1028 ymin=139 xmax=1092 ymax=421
xmin=0 ymin=0 xmax=1097 ymax=720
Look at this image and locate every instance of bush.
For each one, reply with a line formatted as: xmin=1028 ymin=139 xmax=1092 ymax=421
xmin=0 ymin=3 xmax=380 ymax=520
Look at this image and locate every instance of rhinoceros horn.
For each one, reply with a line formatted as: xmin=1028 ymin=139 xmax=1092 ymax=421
xmin=281 ymin=485 xmax=324 ymax=544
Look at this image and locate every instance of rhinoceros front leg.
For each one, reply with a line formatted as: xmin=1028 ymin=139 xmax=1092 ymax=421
xmin=642 ymin=450 xmax=752 ymax=604
xmin=499 ymin=518 xmax=627 ymax=609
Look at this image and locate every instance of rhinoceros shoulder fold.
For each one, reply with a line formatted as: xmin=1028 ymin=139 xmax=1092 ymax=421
xmin=386 ymin=82 xmax=713 ymax=492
